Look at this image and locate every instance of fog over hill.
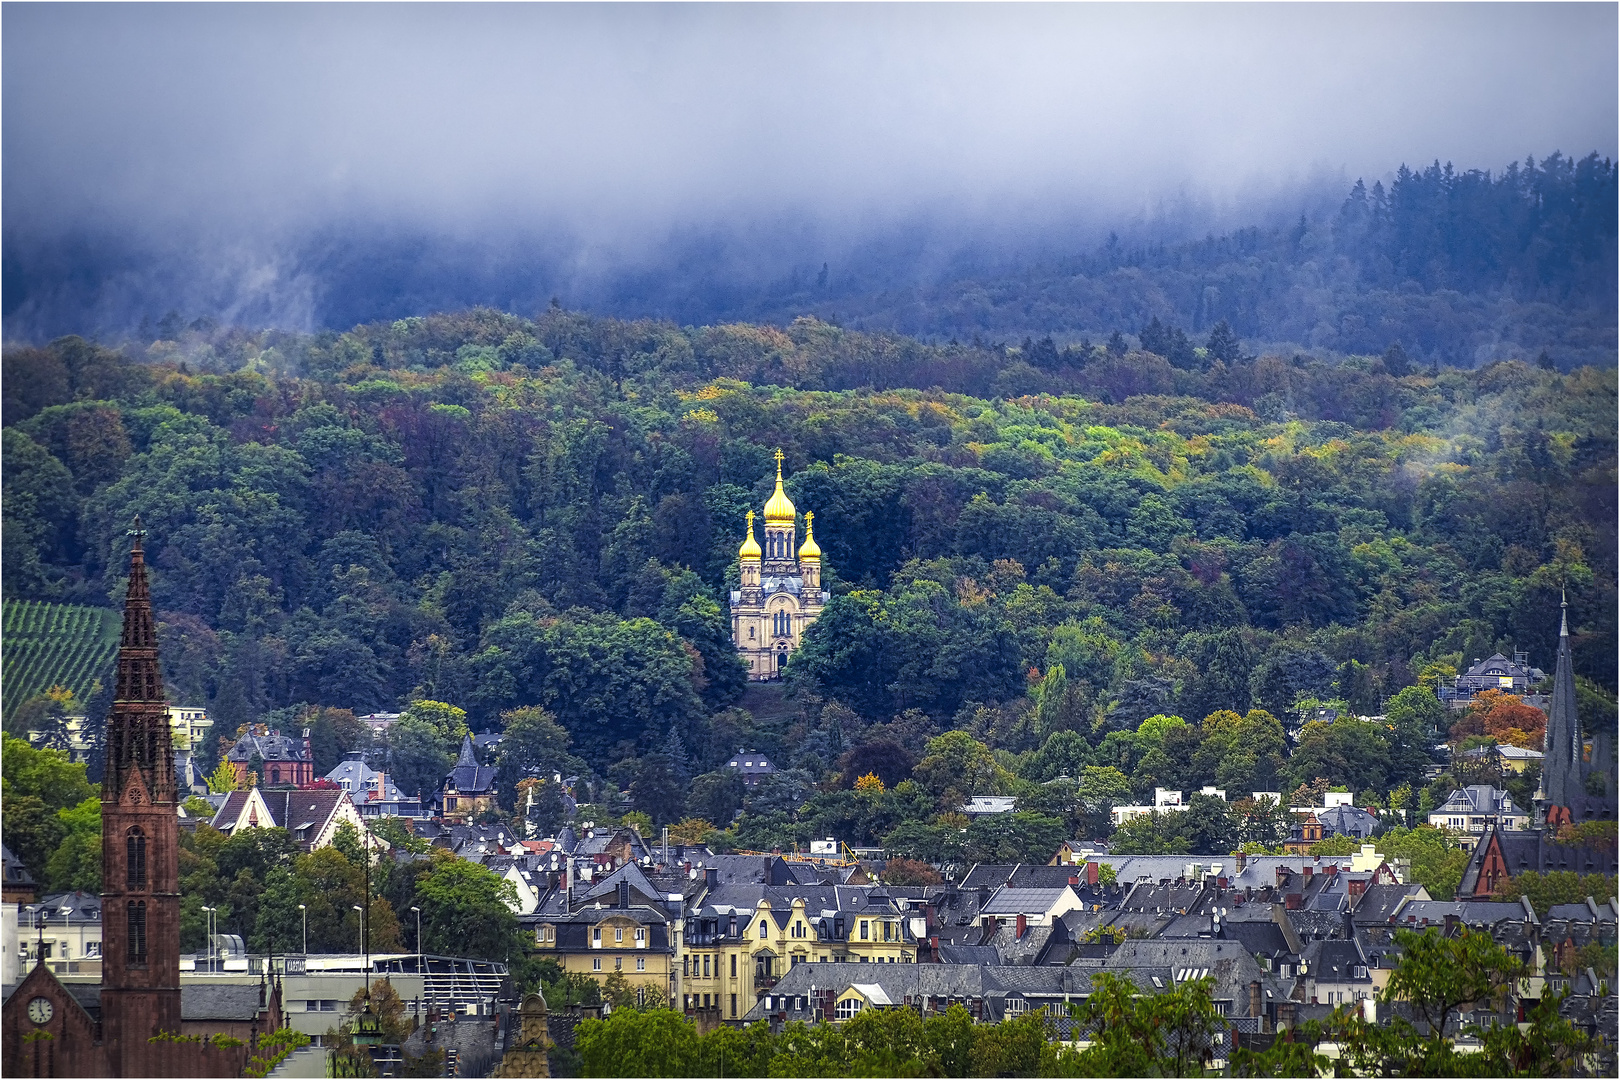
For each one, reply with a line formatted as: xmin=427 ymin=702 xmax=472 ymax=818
xmin=3 ymin=4 xmax=1615 ymax=354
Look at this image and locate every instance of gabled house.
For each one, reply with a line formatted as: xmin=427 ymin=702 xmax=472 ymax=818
xmin=978 ymin=885 xmax=1083 ymax=929
xmin=438 ymin=735 xmax=498 ymax=821
xmin=1316 ymin=805 xmax=1379 ymax=840
xmin=324 ymin=754 xmax=425 ymax=818
xmin=1439 ymin=651 xmax=1547 ymax=710
xmin=1456 ymin=823 xmax=1619 ymax=898
xmin=209 ymin=787 xmax=378 ymax=853
xmin=225 ymin=728 xmax=314 ymax=788
xmin=1428 ymin=785 xmax=1528 ymax=833
xmin=724 ymin=749 xmax=778 ymax=788
xmin=1300 ymin=938 xmax=1374 ymax=1005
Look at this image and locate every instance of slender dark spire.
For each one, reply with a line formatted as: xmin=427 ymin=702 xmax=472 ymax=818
xmin=115 ymin=515 xmax=163 ymax=693
xmin=1541 ymin=592 xmax=1582 ymax=819
xmin=106 ymin=516 xmax=172 ymax=798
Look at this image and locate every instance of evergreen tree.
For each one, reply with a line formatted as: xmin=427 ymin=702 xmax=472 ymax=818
xmin=1205 ymin=320 xmax=1244 ymax=365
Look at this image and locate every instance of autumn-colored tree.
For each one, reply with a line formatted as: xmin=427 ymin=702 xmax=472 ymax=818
xmin=881 ymin=857 xmax=943 ymax=886
xmin=1449 ymin=690 xmax=1546 ymax=750
xmin=667 ymin=817 xmax=716 ymax=845
xmin=854 ymin=772 xmax=885 ymax=794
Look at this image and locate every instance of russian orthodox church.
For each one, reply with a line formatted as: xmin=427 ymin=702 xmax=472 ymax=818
xmin=730 ymin=450 xmax=828 ymax=680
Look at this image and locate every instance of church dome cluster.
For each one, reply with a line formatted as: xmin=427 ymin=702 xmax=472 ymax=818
xmin=730 ymin=450 xmax=829 ymax=681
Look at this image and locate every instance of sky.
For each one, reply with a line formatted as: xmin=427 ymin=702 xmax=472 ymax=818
xmin=3 ymin=2 xmax=1615 ymax=338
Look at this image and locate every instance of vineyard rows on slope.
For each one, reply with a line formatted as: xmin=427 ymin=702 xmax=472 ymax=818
xmin=2 ymin=600 xmax=120 ymax=720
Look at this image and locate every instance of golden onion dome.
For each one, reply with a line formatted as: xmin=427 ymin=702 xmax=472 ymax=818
xmin=762 ymin=448 xmax=797 ymax=524
xmin=738 ymin=511 xmax=761 ymax=560
xmin=798 ymin=512 xmax=821 ymax=560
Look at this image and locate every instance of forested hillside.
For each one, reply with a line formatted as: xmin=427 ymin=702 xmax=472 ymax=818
xmin=720 ymin=153 xmax=1618 ymax=371
xmin=2 ymin=310 xmax=1614 ymax=860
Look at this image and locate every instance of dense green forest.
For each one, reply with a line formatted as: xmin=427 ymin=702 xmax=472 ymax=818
xmin=723 ymin=153 xmax=1618 ymax=372
xmin=2 ymin=306 xmax=1615 ymax=864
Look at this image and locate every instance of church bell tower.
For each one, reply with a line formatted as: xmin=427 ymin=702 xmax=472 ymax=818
xmin=99 ymin=518 xmax=184 ymax=1066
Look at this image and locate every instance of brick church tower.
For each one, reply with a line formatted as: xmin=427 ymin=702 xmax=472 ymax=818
xmin=99 ymin=518 xmax=184 ymax=1065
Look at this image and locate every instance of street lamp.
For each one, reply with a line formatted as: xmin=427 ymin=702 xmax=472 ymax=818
xmin=410 ymin=906 xmax=422 ymax=964
xmin=298 ymin=904 xmax=307 ymax=955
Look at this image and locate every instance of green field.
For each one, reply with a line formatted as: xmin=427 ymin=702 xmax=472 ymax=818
xmin=2 ymin=600 xmax=121 ymax=720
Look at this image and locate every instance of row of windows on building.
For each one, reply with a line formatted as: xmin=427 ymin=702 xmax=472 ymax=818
xmin=19 ymin=942 xmax=101 ymax=960
xmin=685 ymin=992 xmax=740 ymax=1016
xmin=682 ymin=951 xmax=904 ymax=979
xmin=587 ymin=956 xmax=648 ymax=972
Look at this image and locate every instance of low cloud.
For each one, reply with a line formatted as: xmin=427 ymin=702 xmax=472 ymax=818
xmin=4 ymin=3 xmax=1614 ymax=337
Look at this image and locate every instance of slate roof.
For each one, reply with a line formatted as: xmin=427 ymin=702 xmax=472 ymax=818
xmin=1317 ymin=805 xmax=1378 ymax=838
xmin=1457 ymin=826 xmax=1619 ymax=896
xmin=978 ymin=921 xmax=1063 ymax=966
xmin=724 ymin=749 xmax=777 ymax=784
xmin=226 ymin=730 xmax=309 ymax=764
xmin=1387 ymin=899 xmax=1534 ymax=928
xmin=1432 ymin=785 xmax=1523 ymax=817
xmin=211 ymin=788 xmax=353 ymax=851
xmin=1546 ymin=899 xmax=1619 ymax=924
xmin=980 ymin=887 xmax=1074 ymax=916
xmin=36 ymin=983 xmax=267 ymax=1023
xmin=1102 ymin=939 xmax=1268 ymax=1005
xmin=1285 ymin=909 xmax=1350 ymax=941
xmin=1220 ymin=920 xmax=1293 ymax=959
xmin=444 ymin=735 xmax=497 ymax=795
xmin=325 ymin=756 xmax=408 ymax=804
xmin=181 ymin=984 xmax=268 ymax=1020
xmin=936 ymin=944 xmax=1002 ymax=965
xmin=577 ymin=863 xmax=669 ymax=909
xmin=2 ymin=843 xmax=36 ymax=890
xmin=1301 ymin=939 xmax=1370 ymax=984
xmin=742 ymin=961 xmax=1159 ymax=1023
xmin=1352 ymin=883 xmax=1427 ymax=925
xmin=25 ymin=890 xmax=102 ymax=924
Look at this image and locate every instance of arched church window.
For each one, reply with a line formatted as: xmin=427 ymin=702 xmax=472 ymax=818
xmin=128 ymin=901 xmax=148 ymax=963
xmin=127 ymin=827 xmax=147 ymax=889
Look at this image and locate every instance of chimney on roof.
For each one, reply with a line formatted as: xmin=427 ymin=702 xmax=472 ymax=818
xmin=1250 ymin=980 xmax=1263 ymax=1018
xmin=1286 ymin=894 xmax=1302 ymax=910
xmin=1015 ymin=913 xmax=1027 ymax=939
xmin=1235 ymin=852 xmax=1247 ymax=873
xmin=618 ymin=880 xmax=631 ymax=909
xmin=1303 ymin=865 xmax=1313 ymax=879
xmin=1086 ymin=862 xmax=1098 ymax=886
xmin=1327 ymin=865 xmax=1338 ymax=877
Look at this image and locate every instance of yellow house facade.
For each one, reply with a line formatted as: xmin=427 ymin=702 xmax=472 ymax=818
xmin=532 ymin=905 xmax=677 ymax=1004
xmin=678 ymin=895 xmax=915 ymax=1022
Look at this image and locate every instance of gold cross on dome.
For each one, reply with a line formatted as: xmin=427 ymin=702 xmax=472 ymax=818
xmin=774 ymin=448 xmax=784 ymax=467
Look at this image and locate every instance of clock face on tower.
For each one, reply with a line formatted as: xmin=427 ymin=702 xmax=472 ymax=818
xmin=27 ymin=996 xmax=54 ymax=1025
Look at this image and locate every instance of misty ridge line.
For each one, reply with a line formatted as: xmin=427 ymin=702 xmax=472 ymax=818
xmin=2 ymin=150 xmax=1615 ymax=373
